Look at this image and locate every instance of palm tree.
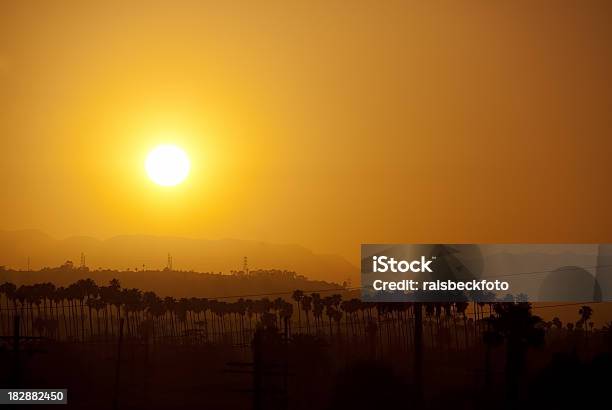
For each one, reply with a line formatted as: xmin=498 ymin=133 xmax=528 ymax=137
xmin=147 ymin=295 xmax=166 ymax=341
xmin=0 ymin=282 xmax=17 ymax=335
xmin=15 ymin=285 xmax=30 ymax=335
xmin=51 ymin=286 xmax=67 ymax=338
xmin=38 ymin=283 xmax=55 ymax=318
xmin=311 ymin=293 xmax=323 ymax=333
xmin=425 ymin=303 xmax=435 ymax=348
xmin=99 ymin=285 xmax=114 ymax=338
xmin=455 ymin=301 xmax=469 ymax=348
xmin=333 ymin=309 xmax=343 ymax=339
xmin=325 ymin=304 xmax=336 ymax=336
xmin=122 ymin=288 xmax=143 ymax=337
xmin=602 ymin=322 xmax=612 ymax=349
xmin=234 ymin=298 xmax=247 ymax=344
xmin=273 ymin=297 xmax=285 ymax=329
xmin=107 ymin=279 xmax=123 ymax=337
xmin=77 ymin=278 xmax=99 ymax=339
xmin=578 ymin=305 xmax=593 ymax=339
xmin=301 ymin=295 xmax=312 ymax=333
xmin=413 ymin=302 xmax=424 ymax=404
xmin=87 ymin=297 xmax=105 ymax=338
xmin=279 ymin=300 xmax=293 ymax=336
xmin=292 ymin=290 xmax=304 ymax=332
xmin=486 ymin=303 xmax=544 ymax=406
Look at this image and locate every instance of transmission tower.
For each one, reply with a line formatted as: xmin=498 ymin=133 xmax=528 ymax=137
xmin=243 ymin=256 xmax=249 ymax=275
xmin=80 ymin=252 xmax=86 ymax=268
xmin=167 ymin=253 xmax=173 ymax=271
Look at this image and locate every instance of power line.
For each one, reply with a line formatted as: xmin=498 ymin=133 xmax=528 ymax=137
xmin=531 ymin=301 xmax=604 ymax=310
xmin=481 ymin=264 xmax=611 ymax=280
xmin=1 ymin=264 xmax=611 ymax=303
xmin=204 ymin=263 xmax=612 ymax=300
xmin=0 ymin=298 xmax=607 ymax=313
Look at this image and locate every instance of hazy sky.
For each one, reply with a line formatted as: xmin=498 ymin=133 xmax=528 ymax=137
xmin=1 ymin=1 xmax=612 ymax=264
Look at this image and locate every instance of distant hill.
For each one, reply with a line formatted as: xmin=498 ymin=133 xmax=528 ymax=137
xmin=0 ymin=266 xmax=346 ymax=299
xmin=0 ymin=230 xmax=358 ymax=284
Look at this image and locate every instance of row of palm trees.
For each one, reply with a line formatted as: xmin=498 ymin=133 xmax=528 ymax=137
xmin=0 ymin=279 xmax=602 ymax=350
xmin=0 ymin=279 xmax=483 ymax=346
xmin=3 ymin=278 xmax=607 ymax=407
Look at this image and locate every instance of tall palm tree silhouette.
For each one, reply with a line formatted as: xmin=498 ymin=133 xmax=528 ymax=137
xmin=455 ymin=301 xmax=469 ymax=348
xmin=485 ymin=303 xmax=544 ymax=406
xmin=0 ymin=282 xmax=17 ymax=335
xmin=301 ymin=295 xmax=312 ymax=333
xmin=311 ymin=293 xmax=323 ymax=333
xmin=292 ymin=290 xmax=304 ymax=332
xmin=77 ymin=278 xmax=98 ymax=338
xmin=578 ymin=305 xmax=593 ymax=338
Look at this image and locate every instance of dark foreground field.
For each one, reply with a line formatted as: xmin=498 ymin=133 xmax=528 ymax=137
xmin=2 ymin=326 xmax=612 ymax=410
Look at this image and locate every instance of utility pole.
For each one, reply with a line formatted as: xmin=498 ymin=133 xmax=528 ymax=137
xmin=414 ymin=302 xmax=424 ymax=405
xmin=12 ymin=315 xmax=21 ymax=386
xmin=0 ymin=315 xmax=47 ymax=387
xmin=113 ymin=318 xmax=124 ymax=410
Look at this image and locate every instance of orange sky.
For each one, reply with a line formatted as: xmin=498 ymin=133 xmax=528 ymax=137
xmin=1 ymin=1 xmax=612 ymax=265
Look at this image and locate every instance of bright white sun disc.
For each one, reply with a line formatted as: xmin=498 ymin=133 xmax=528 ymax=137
xmin=145 ymin=144 xmax=190 ymax=186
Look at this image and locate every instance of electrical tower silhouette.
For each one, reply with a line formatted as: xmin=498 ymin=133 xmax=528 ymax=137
xmin=80 ymin=252 xmax=86 ymax=268
xmin=243 ymin=256 xmax=249 ymax=275
xmin=167 ymin=253 xmax=173 ymax=271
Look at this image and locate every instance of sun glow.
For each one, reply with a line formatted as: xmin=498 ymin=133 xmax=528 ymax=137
xmin=145 ymin=144 xmax=191 ymax=186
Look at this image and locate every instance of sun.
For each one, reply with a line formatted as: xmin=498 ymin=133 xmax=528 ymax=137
xmin=145 ymin=144 xmax=191 ymax=186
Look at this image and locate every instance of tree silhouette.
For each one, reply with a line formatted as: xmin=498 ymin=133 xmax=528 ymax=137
xmin=578 ymin=305 xmax=593 ymax=339
xmin=485 ymin=303 xmax=544 ymax=406
xmin=292 ymin=290 xmax=304 ymax=332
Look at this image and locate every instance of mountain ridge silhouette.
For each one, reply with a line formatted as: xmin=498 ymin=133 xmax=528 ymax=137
xmin=0 ymin=229 xmax=358 ymax=283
